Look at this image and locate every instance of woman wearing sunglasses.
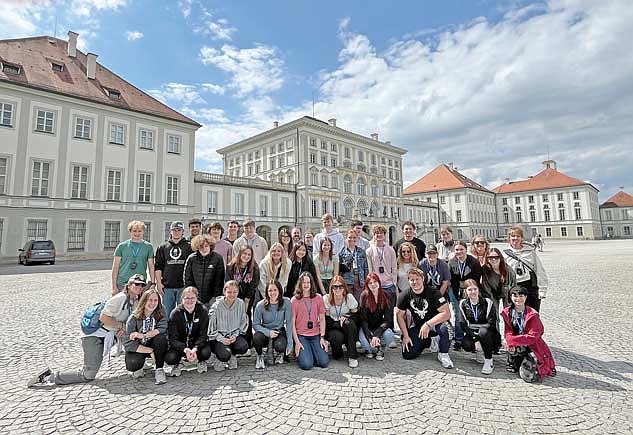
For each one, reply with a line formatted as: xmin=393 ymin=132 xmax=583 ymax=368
xmin=323 ymin=276 xmax=360 ymax=368
xmin=470 ymin=235 xmax=489 ymax=266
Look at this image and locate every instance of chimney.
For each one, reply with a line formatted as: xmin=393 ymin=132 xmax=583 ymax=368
xmin=371 ymin=133 xmax=378 ymax=141
xmin=542 ymin=159 xmax=557 ymax=170
xmin=67 ymin=31 xmax=78 ymax=58
xmin=273 ymin=121 xmax=279 ymax=128
xmin=86 ymin=53 xmax=97 ymax=79
xmin=447 ymin=162 xmax=454 ymax=170
xmin=328 ymin=118 xmax=336 ymax=127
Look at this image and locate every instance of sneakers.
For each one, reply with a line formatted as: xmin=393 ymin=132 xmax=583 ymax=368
xmin=375 ymin=350 xmax=385 ymax=361
xmin=388 ymin=341 xmax=398 ymax=349
xmin=239 ymin=348 xmax=252 ymax=358
xmin=437 ymin=352 xmax=454 ymax=369
xmin=275 ymin=353 xmax=285 ymax=365
xmin=365 ymin=352 xmax=375 ymax=359
xmin=143 ymin=359 xmax=154 ymax=370
xmin=27 ymin=367 xmax=52 ymax=388
xmin=154 ymin=368 xmax=166 ymax=385
xmin=213 ymin=359 xmax=225 ymax=372
xmin=228 ymin=356 xmax=238 ymax=370
xmin=482 ymin=359 xmax=494 ymax=375
xmin=255 ymin=355 xmax=265 ymax=369
xmin=167 ymin=365 xmax=181 ymax=377
xmin=196 ymin=361 xmax=207 ymax=374
xmin=429 ymin=336 xmax=439 ymax=353
xmin=348 ymin=358 xmax=359 ymax=368
xmin=132 ymin=369 xmax=145 ymax=379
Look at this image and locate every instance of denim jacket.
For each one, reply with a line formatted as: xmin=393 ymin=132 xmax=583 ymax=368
xmin=338 ymin=245 xmax=368 ymax=286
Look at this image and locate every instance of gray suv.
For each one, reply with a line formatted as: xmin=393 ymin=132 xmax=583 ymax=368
xmin=18 ymin=240 xmax=56 ymax=265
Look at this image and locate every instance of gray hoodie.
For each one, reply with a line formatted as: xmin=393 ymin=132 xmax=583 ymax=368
xmin=503 ymin=242 xmax=548 ymax=296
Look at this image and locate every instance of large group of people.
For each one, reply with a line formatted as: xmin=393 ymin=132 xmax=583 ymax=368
xmin=28 ymin=216 xmax=556 ymax=388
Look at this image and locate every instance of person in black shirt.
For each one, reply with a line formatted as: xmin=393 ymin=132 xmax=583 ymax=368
xmin=393 ymin=220 xmax=426 ymax=261
xmin=396 ymin=268 xmax=453 ymax=368
xmin=183 ymin=234 xmax=226 ymax=308
xmin=286 ymin=242 xmax=318 ymax=298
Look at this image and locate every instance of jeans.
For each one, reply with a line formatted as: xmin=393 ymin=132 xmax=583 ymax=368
xmin=252 ymin=330 xmax=287 ymax=355
xmin=164 ymin=343 xmax=212 ymax=366
xmin=51 ymin=336 xmax=104 ymax=385
xmin=461 ymin=326 xmax=500 ymax=359
xmin=125 ymin=335 xmax=169 ymax=371
xmin=297 ymin=335 xmax=329 ymax=370
xmin=448 ymin=291 xmax=464 ymax=343
xmin=162 ymin=287 xmax=184 ymax=320
xmin=326 ymin=318 xmax=359 ymax=359
xmin=402 ymin=323 xmax=450 ymax=360
xmin=212 ymin=336 xmax=249 ymax=362
xmin=358 ymin=328 xmax=395 ymax=354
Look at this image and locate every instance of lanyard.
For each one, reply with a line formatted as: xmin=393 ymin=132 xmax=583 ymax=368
xmin=184 ymin=311 xmax=196 ymax=342
xmin=334 ymin=301 xmax=344 ymax=320
xmin=321 ymin=258 xmax=330 ymax=275
xmin=142 ymin=316 xmax=155 ymax=334
xmin=129 ymin=240 xmax=141 ymax=258
xmin=457 ymin=258 xmax=467 ymax=278
xmin=514 ymin=309 xmax=526 ymax=334
xmin=469 ymin=301 xmax=479 ymax=321
xmin=303 ymin=299 xmax=313 ymax=321
xmin=377 ymin=246 xmax=385 ymax=265
xmin=240 ymin=266 xmax=249 ymax=282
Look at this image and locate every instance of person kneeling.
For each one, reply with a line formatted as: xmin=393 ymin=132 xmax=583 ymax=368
xmin=358 ymin=273 xmax=395 ymax=361
xmin=125 ymin=288 xmax=169 ymax=385
xmin=324 ymin=276 xmax=360 ymax=368
xmin=165 ymin=287 xmax=212 ymax=376
xmin=397 ymin=268 xmax=453 ymax=368
xmin=208 ymin=280 xmax=249 ymax=371
xmin=253 ymin=281 xmax=294 ymax=369
xmin=458 ymin=279 xmax=500 ymax=374
xmin=502 ymin=286 xmax=556 ymax=383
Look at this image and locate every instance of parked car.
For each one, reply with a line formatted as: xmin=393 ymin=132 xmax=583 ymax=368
xmin=18 ymin=240 xmax=56 ymax=265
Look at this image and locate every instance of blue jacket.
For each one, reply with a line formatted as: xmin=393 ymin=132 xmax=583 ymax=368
xmin=338 ymin=245 xmax=369 ymax=286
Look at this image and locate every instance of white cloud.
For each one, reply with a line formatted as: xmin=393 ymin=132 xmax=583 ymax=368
xmin=0 ymin=1 xmax=50 ymax=40
xmin=178 ymin=0 xmax=194 ymax=18
xmin=195 ymin=15 xmax=236 ymax=41
xmin=181 ymin=107 xmax=229 ymax=124
xmin=200 ymin=44 xmax=284 ymax=97
xmin=200 ymin=83 xmax=225 ymax=95
xmin=125 ymin=30 xmax=143 ymax=41
xmin=71 ymin=0 xmax=127 ymax=17
xmin=148 ymin=83 xmax=206 ymax=105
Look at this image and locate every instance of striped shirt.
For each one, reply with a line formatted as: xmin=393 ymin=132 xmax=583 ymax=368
xmin=207 ymin=297 xmax=248 ymax=342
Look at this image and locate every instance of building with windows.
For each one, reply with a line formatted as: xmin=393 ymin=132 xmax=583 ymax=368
xmin=0 ymin=32 xmax=200 ymax=258
xmin=492 ymin=160 xmax=600 ymax=239
xmin=600 ymin=189 xmax=633 ymax=238
xmin=216 ymin=116 xmax=408 ymax=243
xmin=404 ymin=163 xmax=497 ymax=241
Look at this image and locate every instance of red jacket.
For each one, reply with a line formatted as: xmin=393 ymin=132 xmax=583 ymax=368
xmin=501 ymin=306 xmax=556 ymax=378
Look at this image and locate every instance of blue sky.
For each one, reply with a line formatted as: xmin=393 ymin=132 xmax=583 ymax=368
xmin=3 ymin=0 xmax=632 ymax=201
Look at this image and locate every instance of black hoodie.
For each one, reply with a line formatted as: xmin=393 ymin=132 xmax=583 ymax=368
xmin=155 ymin=238 xmax=193 ymax=288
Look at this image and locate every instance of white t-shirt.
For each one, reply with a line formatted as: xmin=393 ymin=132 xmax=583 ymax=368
xmin=323 ymin=293 xmax=358 ymax=321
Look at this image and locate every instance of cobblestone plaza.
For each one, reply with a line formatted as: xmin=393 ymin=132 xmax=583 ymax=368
xmin=0 ymin=240 xmax=631 ymax=434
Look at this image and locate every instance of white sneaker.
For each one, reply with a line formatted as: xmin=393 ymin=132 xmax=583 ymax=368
xmin=197 ymin=361 xmax=207 ymax=374
xmin=348 ymin=358 xmax=359 ymax=368
xmin=239 ymin=348 xmax=252 ymax=358
xmin=255 ymin=355 xmax=265 ymax=369
xmin=482 ymin=358 xmax=494 ymax=375
xmin=27 ymin=367 xmax=52 ymax=387
xmin=375 ymin=350 xmax=385 ymax=361
xmin=274 ymin=353 xmax=285 ymax=365
xmin=166 ymin=365 xmax=181 ymax=377
xmin=228 ymin=356 xmax=238 ymax=370
xmin=429 ymin=336 xmax=439 ymax=353
xmin=438 ymin=352 xmax=454 ymax=369
xmin=154 ymin=368 xmax=166 ymax=385
xmin=388 ymin=341 xmax=398 ymax=349
xmin=213 ymin=359 xmax=225 ymax=372
xmin=143 ymin=359 xmax=154 ymax=370
xmin=132 ymin=369 xmax=145 ymax=379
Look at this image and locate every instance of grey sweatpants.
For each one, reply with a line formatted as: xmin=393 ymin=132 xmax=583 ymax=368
xmin=51 ymin=336 xmax=104 ymax=385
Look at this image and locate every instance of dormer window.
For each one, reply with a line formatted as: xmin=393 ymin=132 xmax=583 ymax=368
xmin=1 ymin=62 xmax=21 ymax=75
xmin=52 ymin=62 xmax=64 ymax=72
xmin=104 ymin=88 xmax=121 ymax=100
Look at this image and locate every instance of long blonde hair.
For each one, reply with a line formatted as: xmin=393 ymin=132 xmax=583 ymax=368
xmin=397 ymin=241 xmax=419 ymax=266
xmin=265 ymin=242 xmax=288 ymax=278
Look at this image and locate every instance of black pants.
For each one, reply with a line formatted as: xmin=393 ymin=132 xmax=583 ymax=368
xmin=518 ymin=281 xmax=541 ymax=312
xmin=507 ymin=346 xmax=540 ymax=383
xmin=125 ymin=335 xmax=168 ymax=371
xmin=212 ymin=336 xmax=249 ymax=362
xmin=164 ymin=342 xmax=212 ymax=366
xmin=461 ymin=326 xmax=500 ymax=359
xmin=326 ymin=317 xmax=358 ymax=359
xmin=252 ymin=330 xmax=287 ymax=355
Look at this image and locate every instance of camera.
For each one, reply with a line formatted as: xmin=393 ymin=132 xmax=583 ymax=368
xmin=516 ymin=266 xmax=524 ymax=276
xmin=307 ymin=321 xmax=314 ymax=329
xmin=130 ymin=261 xmax=137 ymax=270
xmin=379 ymin=266 xmax=385 ymax=274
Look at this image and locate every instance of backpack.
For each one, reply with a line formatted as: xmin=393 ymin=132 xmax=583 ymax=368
xmin=81 ymin=301 xmax=107 ymax=334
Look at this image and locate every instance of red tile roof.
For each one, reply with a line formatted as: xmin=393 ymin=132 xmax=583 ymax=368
xmin=0 ymin=36 xmax=200 ymax=127
xmin=600 ymin=191 xmax=633 ymax=208
xmin=492 ymin=168 xmax=593 ymax=194
xmin=404 ymin=163 xmax=491 ymax=194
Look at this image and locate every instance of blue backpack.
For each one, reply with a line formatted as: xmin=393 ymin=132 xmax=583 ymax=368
xmin=81 ymin=301 xmax=107 ymax=334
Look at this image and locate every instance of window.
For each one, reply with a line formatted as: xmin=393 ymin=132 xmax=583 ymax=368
xmin=319 ymin=140 xmax=326 ymax=150
xmin=167 ymin=135 xmax=181 ymax=154
xmin=530 ymin=210 xmax=536 ymax=222
xmin=381 ymin=157 xmax=386 ymax=165
xmin=235 ymin=193 xmax=245 ymax=215
xmin=311 ymin=199 xmax=318 ymax=217
xmin=331 ymin=157 xmax=337 ymax=167
xmin=604 ymin=210 xmax=612 ymax=220
xmin=544 ymin=209 xmax=551 ymax=221
xmin=516 ymin=211 xmax=522 ymax=222
xmin=395 ymin=171 xmax=400 ymax=181
xmin=31 ymin=161 xmax=50 ymax=196
xmin=331 ymin=143 xmax=337 ymax=152
xmin=426 ymin=197 xmax=431 ymax=203
xmin=278 ymin=156 xmax=284 ymax=168
xmin=104 ymin=221 xmax=121 ymax=249
xmin=624 ymin=226 xmax=631 ymax=236
xmin=311 ymin=171 xmax=318 ymax=186
xmin=371 ymin=180 xmax=378 ymax=197
xmin=528 ymin=195 xmax=534 ymax=203
xmin=255 ymin=150 xmax=260 ymax=159
xmin=358 ymin=150 xmax=364 ymax=162
xmin=542 ymin=194 xmax=548 ymax=202
xmin=344 ymin=148 xmax=351 ymax=159
xmin=0 ymin=102 xmax=13 ymax=127
xmin=330 ymin=175 xmax=338 ymax=189
xmin=332 ymin=200 xmax=338 ymax=217
xmin=106 ymin=169 xmax=122 ymax=201
xmin=502 ymin=198 xmax=507 ymax=205
xmin=248 ymin=153 xmax=253 ymax=161
xmin=71 ymin=165 xmax=88 ymax=199
xmin=561 ymin=227 xmax=568 ymax=237
xmin=139 ymin=129 xmax=154 ymax=150
xmin=322 ymin=200 xmax=328 ymax=215
xmin=389 ymin=186 xmax=394 ymax=197
xmin=109 ymin=123 xmax=125 ymax=144
xmin=310 ymin=138 xmax=316 ymax=147
xmin=321 ymin=174 xmax=328 ymax=187
xmin=281 ymin=197 xmax=290 ymax=217
xmin=321 ymin=155 xmax=327 ymax=166
xmin=439 ymin=196 xmax=446 ymax=204
xmin=456 ymin=210 xmax=462 ymax=222
xmin=248 ymin=165 xmax=253 ymax=176
xmin=35 ymin=109 xmax=54 ymax=133
xmin=545 ymin=227 xmax=552 ymax=237
xmin=573 ymin=191 xmax=579 ymax=200
xmin=106 ymin=88 xmax=121 ymax=100
xmin=269 ymin=157 xmax=275 ymax=170
xmin=2 ymin=62 xmax=21 ymax=75
xmin=455 ymin=194 xmax=461 ymax=203
xmin=74 ymin=117 xmax=92 ymax=139
xmin=255 ymin=162 xmax=260 ymax=174
xmin=138 ymin=173 xmax=152 ymax=203
xmin=357 ymin=177 xmax=366 ymax=196
xmin=310 ymin=153 xmax=316 ymax=164
xmin=559 ymin=209 xmax=565 ymax=221
xmin=207 ymin=191 xmax=218 ymax=213
xmin=371 ymin=155 xmax=377 ymax=165
xmin=576 ymin=226 xmax=584 ymax=237
xmin=27 ymin=219 xmax=47 ymax=239
xmin=144 ymin=222 xmax=152 ymax=243
xmin=514 ymin=197 xmax=520 ymax=204
xmin=166 ymin=176 xmax=179 ymax=205
xmin=557 ymin=192 xmax=564 ymax=201
xmin=503 ymin=212 xmax=509 ymax=223
xmin=0 ymin=157 xmax=7 ymax=194
xmin=388 ymin=159 xmax=393 ymax=166
xmin=67 ymin=220 xmax=86 ymax=251
xmin=574 ymin=207 xmax=581 ymax=220
xmin=344 ymin=175 xmax=352 ymax=194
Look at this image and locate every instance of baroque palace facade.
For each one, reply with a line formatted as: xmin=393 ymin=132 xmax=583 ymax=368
xmin=0 ymin=32 xmax=627 ymax=261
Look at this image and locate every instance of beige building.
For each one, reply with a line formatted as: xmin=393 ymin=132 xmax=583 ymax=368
xmin=600 ymin=189 xmax=633 ymax=238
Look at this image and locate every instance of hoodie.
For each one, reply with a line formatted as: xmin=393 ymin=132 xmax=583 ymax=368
xmin=502 ymin=242 xmax=548 ymax=296
xmin=154 ymin=238 xmax=193 ymax=288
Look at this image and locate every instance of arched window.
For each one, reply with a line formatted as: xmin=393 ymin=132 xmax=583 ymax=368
xmin=357 ymin=176 xmax=366 ymax=196
xmin=357 ymin=199 xmax=368 ymax=216
xmin=343 ymin=197 xmax=354 ymax=217
xmin=310 ymin=169 xmax=318 ymax=186
xmin=370 ymin=200 xmax=379 ymax=217
xmin=371 ymin=179 xmax=378 ymax=197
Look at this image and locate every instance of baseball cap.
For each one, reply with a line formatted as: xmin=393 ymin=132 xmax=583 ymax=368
xmin=426 ymin=246 xmax=438 ymax=254
xmin=128 ymin=274 xmax=147 ymax=285
xmin=170 ymin=221 xmax=185 ymax=230
xmin=188 ymin=218 xmax=202 ymax=226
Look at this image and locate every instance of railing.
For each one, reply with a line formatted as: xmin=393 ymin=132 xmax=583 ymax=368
xmin=194 ymin=171 xmax=296 ymax=191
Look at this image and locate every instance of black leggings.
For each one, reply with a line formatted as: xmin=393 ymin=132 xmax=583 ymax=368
xmin=252 ymin=330 xmax=287 ymax=355
xmin=212 ymin=336 xmax=249 ymax=362
xmin=507 ymin=346 xmax=540 ymax=383
xmin=518 ymin=281 xmax=541 ymax=312
xmin=461 ymin=326 xmax=500 ymax=359
xmin=164 ymin=342 xmax=212 ymax=366
xmin=326 ymin=317 xmax=358 ymax=359
xmin=125 ymin=335 xmax=168 ymax=371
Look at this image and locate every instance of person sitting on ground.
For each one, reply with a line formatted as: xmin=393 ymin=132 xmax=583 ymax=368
xmin=458 ymin=279 xmax=500 ymax=375
xmin=358 ymin=273 xmax=395 ymax=361
xmin=208 ymin=280 xmax=249 ymax=371
xmin=164 ymin=287 xmax=211 ymax=376
xmin=397 ymin=268 xmax=453 ymax=368
xmin=253 ymin=280 xmax=294 ymax=369
xmin=323 ymin=276 xmax=360 ymax=368
xmin=124 ymin=288 xmax=169 ymax=385
xmin=27 ymin=274 xmax=146 ymax=388
xmin=502 ymin=286 xmax=556 ymax=383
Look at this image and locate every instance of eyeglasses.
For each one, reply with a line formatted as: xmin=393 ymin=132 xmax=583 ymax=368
xmin=401 ymin=250 xmax=411 ymax=253
xmin=488 ymin=256 xmax=500 ymax=260
xmin=474 ymin=241 xmax=487 ymax=245
xmin=131 ymin=283 xmax=145 ymax=287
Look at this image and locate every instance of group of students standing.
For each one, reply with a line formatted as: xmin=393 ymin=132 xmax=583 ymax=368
xmin=28 ymin=216 xmax=556 ymax=388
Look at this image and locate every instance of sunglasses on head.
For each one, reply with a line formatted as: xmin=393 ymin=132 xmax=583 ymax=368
xmin=474 ymin=241 xmax=487 ymax=245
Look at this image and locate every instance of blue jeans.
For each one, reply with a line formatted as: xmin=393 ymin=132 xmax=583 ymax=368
xmin=448 ymin=290 xmax=464 ymax=343
xmin=162 ymin=287 xmax=184 ymax=320
xmin=359 ymin=328 xmax=395 ymax=353
xmin=402 ymin=323 xmax=450 ymax=360
xmin=297 ymin=335 xmax=329 ymax=370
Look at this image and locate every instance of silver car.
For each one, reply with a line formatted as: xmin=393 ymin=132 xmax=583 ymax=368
xmin=18 ymin=240 xmax=56 ymax=265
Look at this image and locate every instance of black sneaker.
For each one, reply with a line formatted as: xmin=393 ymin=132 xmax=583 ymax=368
xmin=27 ymin=367 xmax=52 ymax=388
xmin=453 ymin=342 xmax=462 ymax=351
